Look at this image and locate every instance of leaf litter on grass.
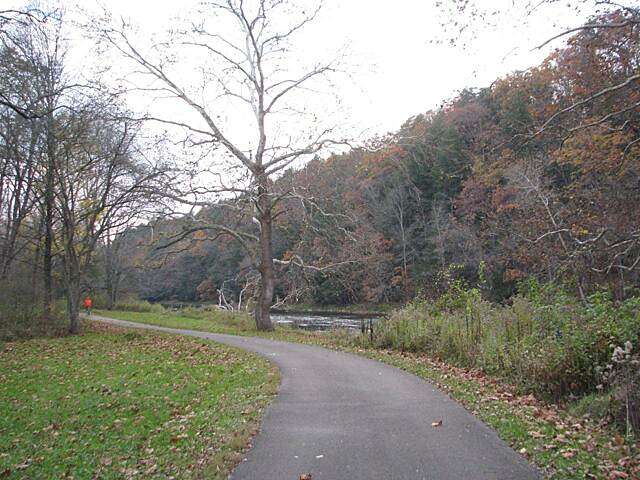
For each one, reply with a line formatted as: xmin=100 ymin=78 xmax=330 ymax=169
xmin=0 ymin=322 xmax=278 ymax=479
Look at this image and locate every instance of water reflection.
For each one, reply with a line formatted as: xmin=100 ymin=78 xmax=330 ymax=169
xmin=157 ymin=302 xmax=383 ymax=331
xmin=271 ymin=312 xmax=381 ymax=331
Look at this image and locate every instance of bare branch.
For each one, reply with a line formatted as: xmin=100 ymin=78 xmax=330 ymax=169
xmin=535 ymin=18 xmax=640 ymax=50
xmin=533 ymin=73 xmax=640 ymax=136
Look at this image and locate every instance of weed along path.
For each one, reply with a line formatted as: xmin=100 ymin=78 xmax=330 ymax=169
xmin=91 ymin=315 xmax=541 ymax=480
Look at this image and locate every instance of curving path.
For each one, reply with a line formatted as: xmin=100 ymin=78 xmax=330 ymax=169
xmin=92 ymin=315 xmax=541 ymax=480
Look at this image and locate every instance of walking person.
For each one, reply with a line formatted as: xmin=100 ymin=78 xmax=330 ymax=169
xmin=83 ymin=295 xmax=93 ymax=316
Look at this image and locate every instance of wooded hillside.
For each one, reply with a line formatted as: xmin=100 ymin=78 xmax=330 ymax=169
xmin=111 ymin=10 xmax=639 ymax=307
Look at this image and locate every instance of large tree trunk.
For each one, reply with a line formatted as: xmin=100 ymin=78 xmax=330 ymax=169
xmin=43 ymin=112 xmax=55 ymax=320
xmin=105 ymin=241 xmax=118 ymax=310
xmin=65 ymin=246 xmax=82 ymax=335
xmin=66 ymin=256 xmax=81 ymax=334
xmin=67 ymin=290 xmax=80 ymax=334
xmin=107 ymin=282 xmax=117 ymax=310
xmin=42 ymin=172 xmax=54 ymax=318
xmin=255 ymin=188 xmax=275 ymax=331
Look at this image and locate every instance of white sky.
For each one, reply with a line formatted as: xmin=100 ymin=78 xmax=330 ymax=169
xmin=3 ymin=0 xmax=603 ymax=186
xmin=57 ymin=0 xmax=597 ymax=138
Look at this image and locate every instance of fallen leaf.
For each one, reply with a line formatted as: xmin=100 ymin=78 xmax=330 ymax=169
xmin=15 ymin=461 xmax=30 ymax=470
xmin=609 ymin=471 xmax=629 ymax=479
xmin=528 ymin=431 xmax=545 ymax=439
xmin=614 ymin=433 xmax=624 ymax=446
xmin=299 ymin=474 xmax=312 ymax=480
xmin=171 ymin=433 xmax=189 ymax=442
xmin=431 ymin=420 xmax=443 ymax=427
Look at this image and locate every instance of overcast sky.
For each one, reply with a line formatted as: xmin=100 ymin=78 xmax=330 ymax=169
xmin=79 ymin=0 xmax=595 ymax=137
xmin=2 ymin=0 xmax=602 ymax=203
xmin=5 ymin=0 xmax=600 ymax=153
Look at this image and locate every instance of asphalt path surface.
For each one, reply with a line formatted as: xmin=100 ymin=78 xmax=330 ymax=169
xmin=91 ymin=315 xmax=542 ymax=480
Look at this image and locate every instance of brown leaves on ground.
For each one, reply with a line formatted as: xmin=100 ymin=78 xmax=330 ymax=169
xmin=608 ymin=470 xmax=629 ymax=479
xmin=171 ymin=433 xmax=189 ymax=442
xmin=82 ymin=321 xmax=129 ymax=335
xmin=431 ymin=420 xmax=443 ymax=427
xmin=299 ymin=474 xmax=313 ymax=480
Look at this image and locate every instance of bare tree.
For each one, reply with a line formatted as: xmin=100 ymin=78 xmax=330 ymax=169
xmin=0 ymin=7 xmax=50 ymax=119
xmin=53 ymin=98 xmax=162 ymax=333
xmin=102 ymin=230 xmax=127 ymax=310
xmin=0 ymin=101 xmax=43 ymax=279
xmin=96 ymin=0 xmax=348 ymax=329
xmin=0 ymin=7 xmax=65 ymax=318
xmin=362 ymin=166 xmax=420 ymax=289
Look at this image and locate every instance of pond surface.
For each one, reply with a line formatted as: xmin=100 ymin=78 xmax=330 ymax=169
xmin=270 ymin=310 xmax=382 ymax=331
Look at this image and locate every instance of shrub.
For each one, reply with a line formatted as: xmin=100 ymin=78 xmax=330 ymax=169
xmin=0 ymin=282 xmax=67 ymax=340
xmin=178 ymin=306 xmax=254 ymax=330
xmin=367 ymin=284 xmax=640 ymax=405
xmin=599 ymin=342 xmax=640 ymax=437
xmin=112 ymin=297 xmax=165 ymax=313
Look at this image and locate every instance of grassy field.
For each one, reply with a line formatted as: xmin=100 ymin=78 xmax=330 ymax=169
xmin=0 ymin=322 xmax=278 ymax=479
xmin=93 ymin=308 xmax=257 ymax=335
xmin=96 ymin=308 xmax=639 ymax=479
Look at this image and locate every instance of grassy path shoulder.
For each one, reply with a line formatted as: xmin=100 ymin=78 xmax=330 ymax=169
xmin=0 ymin=322 xmax=278 ymax=479
xmin=95 ymin=309 xmax=639 ymax=479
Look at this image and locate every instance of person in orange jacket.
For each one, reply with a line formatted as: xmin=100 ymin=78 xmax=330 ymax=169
xmin=83 ymin=295 xmax=93 ymax=316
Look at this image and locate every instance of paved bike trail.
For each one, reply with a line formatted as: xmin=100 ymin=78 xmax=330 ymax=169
xmin=91 ymin=315 xmax=541 ymax=480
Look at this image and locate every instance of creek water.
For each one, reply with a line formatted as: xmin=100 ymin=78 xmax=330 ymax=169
xmin=158 ymin=302 xmax=383 ymax=331
xmin=271 ymin=310 xmax=382 ymax=331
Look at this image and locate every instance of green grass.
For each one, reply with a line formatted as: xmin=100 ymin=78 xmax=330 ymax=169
xmin=95 ymin=309 xmax=639 ymax=479
xmin=94 ymin=309 xmax=256 ymax=335
xmin=0 ymin=322 xmax=278 ymax=479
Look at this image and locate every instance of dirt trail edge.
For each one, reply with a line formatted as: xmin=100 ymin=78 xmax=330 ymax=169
xmin=91 ymin=315 xmax=542 ymax=480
